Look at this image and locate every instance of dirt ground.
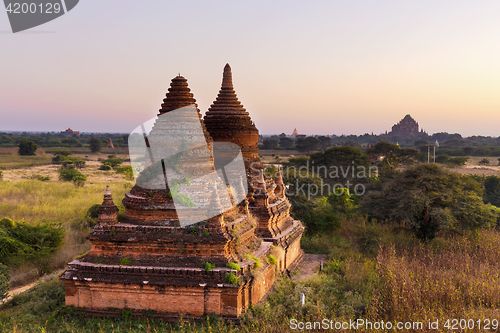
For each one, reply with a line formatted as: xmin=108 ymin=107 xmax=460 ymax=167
xmin=292 ymin=254 xmax=327 ymax=282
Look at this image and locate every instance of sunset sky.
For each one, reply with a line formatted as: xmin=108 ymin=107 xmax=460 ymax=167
xmin=1 ymin=1 xmax=499 ymax=136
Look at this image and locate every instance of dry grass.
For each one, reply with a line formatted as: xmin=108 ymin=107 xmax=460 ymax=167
xmin=371 ymin=231 xmax=500 ymax=331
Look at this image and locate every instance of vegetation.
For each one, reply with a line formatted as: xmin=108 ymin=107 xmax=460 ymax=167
xmin=89 ymin=137 xmax=102 ymax=153
xmin=18 ymin=140 xmax=37 ymax=156
xmin=226 ymin=262 xmax=241 ymax=271
xmin=0 ymin=263 xmax=10 ymax=301
xmin=361 ymin=164 xmax=496 ymax=240
xmin=58 ymin=169 xmax=87 ymax=187
xmin=203 ymin=262 xmax=215 ymax=271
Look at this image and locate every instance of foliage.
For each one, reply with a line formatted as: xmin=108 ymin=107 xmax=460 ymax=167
xmin=0 ymin=170 xmax=3 ymax=181
xmin=317 ymin=136 xmax=332 ymax=151
xmin=226 ymin=262 xmax=241 ymax=271
xmin=89 ymin=137 xmax=102 ymax=153
xmin=115 ymin=165 xmax=134 ymax=180
xmin=204 ymin=262 xmax=215 ymax=271
xmin=0 ymin=218 xmax=65 ymax=271
xmin=265 ymin=254 xmax=277 ymax=265
xmin=0 ymin=262 xmax=10 ymax=301
xmin=58 ymin=169 xmax=86 ymax=186
xmin=18 ymin=140 xmax=37 ymax=156
xmin=361 ymin=164 xmax=497 ymax=240
xmin=295 ymin=136 xmax=320 ymax=153
xmin=308 ymin=146 xmax=371 ymax=185
xmin=279 ymin=136 xmax=294 ymax=148
xmin=224 ymin=273 xmax=239 ymax=285
xmin=367 ymin=141 xmax=419 ymax=167
xmin=484 ymin=175 xmax=500 ymax=207
xmin=53 ymin=150 xmax=72 ymax=156
xmin=246 ymin=254 xmax=262 ymax=268
xmin=169 ymin=178 xmax=194 ymax=207
xmin=446 ymin=156 xmax=469 ymax=166
xmin=479 ymin=158 xmax=490 ymax=165
xmin=120 ymin=257 xmax=133 ymax=266
xmin=52 ymin=155 xmax=86 ymax=169
xmin=101 ymin=156 xmax=123 ymax=168
xmin=86 ymin=204 xmax=101 ymax=220
xmin=262 ymin=138 xmax=278 ymax=150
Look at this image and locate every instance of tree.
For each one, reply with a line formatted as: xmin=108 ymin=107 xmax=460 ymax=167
xmin=279 ymin=137 xmax=294 ymax=148
xmin=263 ymin=138 xmax=278 ymax=150
xmin=317 ymin=136 xmax=332 ymax=151
xmin=360 ymin=164 xmax=497 ymax=240
xmin=89 ymin=137 xmax=102 ymax=153
xmin=484 ymin=176 xmax=500 ymax=207
xmin=479 ymin=158 xmax=490 ymax=166
xmin=309 ymin=146 xmax=371 ymax=185
xmin=296 ymin=137 xmax=320 ymax=153
xmin=18 ymin=140 xmax=37 ymax=156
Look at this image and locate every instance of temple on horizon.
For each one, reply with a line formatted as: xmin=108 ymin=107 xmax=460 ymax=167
xmin=388 ymin=114 xmax=426 ymax=137
xmin=59 ymin=64 xmax=304 ymax=319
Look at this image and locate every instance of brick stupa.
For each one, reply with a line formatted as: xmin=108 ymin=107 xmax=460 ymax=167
xmin=59 ymin=65 xmax=304 ymax=320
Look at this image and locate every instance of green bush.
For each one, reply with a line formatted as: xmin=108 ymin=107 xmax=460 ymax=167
xmin=18 ymin=140 xmax=37 ymax=156
xmin=86 ymin=204 xmax=101 ymax=219
xmin=58 ymin=169 xmax=86 ymax=186
xmin=115 ymin=165 xmax=134 ymax=180
xmin=226 ymin=262 xmax=241 ymax=271
xmin=0 ymin=170 xmax=3 ymax=181
xmin=0 ymin=218 xmax=65 ymax=269
xmin=204 ymin=262 xmax=215 ymax=271
xmin=266 ymin=254 xmax=277 ymax=265
xmin=246 ymin=254 xmax=262 ymax=268
xmin=224 ymin=273 xmax=239 ymax=285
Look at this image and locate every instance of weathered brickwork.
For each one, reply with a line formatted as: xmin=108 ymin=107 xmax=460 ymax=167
xmin=60 ymin=64 xmax=304 ymax=320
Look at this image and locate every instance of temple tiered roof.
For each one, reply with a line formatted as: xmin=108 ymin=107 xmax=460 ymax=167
xmin=204 ymin=64 xmax=259 ymax=159
xmin=157 ymin=75 xmax=212 ymax=143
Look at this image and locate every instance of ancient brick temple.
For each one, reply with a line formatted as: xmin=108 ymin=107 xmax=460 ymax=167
xmin=59 ymin=64 xmax=304 ymax=319
xmin=388 ymin=114 xmax=425 ymax=137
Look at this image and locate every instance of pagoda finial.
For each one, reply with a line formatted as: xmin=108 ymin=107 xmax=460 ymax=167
xmin=222 ymin=63 xmax=233 ymax=89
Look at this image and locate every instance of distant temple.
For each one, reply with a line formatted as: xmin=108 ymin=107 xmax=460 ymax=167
xmin=291 ymin=128 xmax=298 ymax=137
xmin=60 ymin=128 xmax=80 ymax=137
xmin=388 ymin=115 xmax=425 ymax=137
xmin=60 ymin=64 xmax=304 ymax=320
xmin=107 ymin=138 xmax=114 ymax=148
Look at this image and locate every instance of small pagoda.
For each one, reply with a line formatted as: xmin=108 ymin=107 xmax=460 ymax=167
xmin=59 ymin=65 xmax=304 ymax=319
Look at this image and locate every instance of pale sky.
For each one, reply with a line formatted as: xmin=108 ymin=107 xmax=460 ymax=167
xmin=1 ymin=1 xmax=499 ymax=136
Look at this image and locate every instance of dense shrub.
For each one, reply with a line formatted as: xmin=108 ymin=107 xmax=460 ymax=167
xmin=58 ymin=169 xmax=86 ymax=186
xmin=18 ymin=140 xmax=37 ymax=156
xmin=0 ymin=218 xmax=65 ymax=272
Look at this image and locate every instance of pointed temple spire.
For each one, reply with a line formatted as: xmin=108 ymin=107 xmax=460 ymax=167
xmin=204 ymin=64 xmax=259 ymax=160
xmin=97 ymin=185 xmax=119 ymax=225
xmin=154 ymin=74 xmax=212 ymax=146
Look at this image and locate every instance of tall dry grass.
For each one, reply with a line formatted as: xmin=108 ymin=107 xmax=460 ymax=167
xmin=371 ymin=231 xmax=500 ymax=331
xmin=0 ymin=181 xmax=128 ymax=224
xmin=0 ymin=180 xmax=131 ymax=286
